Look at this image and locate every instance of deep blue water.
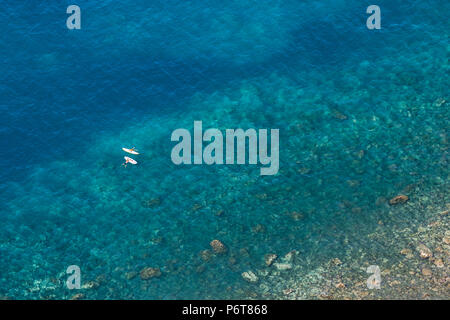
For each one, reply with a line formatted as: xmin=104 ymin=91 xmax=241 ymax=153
xmin=0 ymin=1 xmax=448 ymax=299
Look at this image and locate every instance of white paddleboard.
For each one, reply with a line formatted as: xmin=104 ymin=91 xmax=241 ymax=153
xmin=124 ymin=156 xmax=137 ymax=165
xmin=122 ymin=147 xmax=139 ymax=155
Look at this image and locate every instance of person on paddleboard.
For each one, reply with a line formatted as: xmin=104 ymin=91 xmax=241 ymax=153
xmin=122 ymin=156 xmax=137 ymax=167
xmin=122 ymin=147 xmax=139 ymax=155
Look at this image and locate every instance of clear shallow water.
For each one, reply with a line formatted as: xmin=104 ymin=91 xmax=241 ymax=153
xmin=0 ymin=1 xmax=448 ymax=299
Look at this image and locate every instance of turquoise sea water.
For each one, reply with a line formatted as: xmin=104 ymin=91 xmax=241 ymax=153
xmin=0 ymin=1 xmax=448 ymax=299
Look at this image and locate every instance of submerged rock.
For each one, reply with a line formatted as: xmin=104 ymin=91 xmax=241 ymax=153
xmin=352 ymin=207 xmax=362 ymax=214
xmin=125 ymin=271 xmax=137 ymax=280
xmin=264 ymin=254 xmax=277 ymax=266
xmin=433 ymin=258 xmax=444 ymax=268
xmin=346 ymin=180 xmax=361 ymax=187
xmin=400 ymin=248 xmax=412 ymax=255
xmin=273 ymin=262 xmax=292 ymax=271
xmin=140 ymin=267 xmax=162 ymax=280
xmin=389 ymin=195 xmax=409 ymax=205
xmin=210 ymin=240 xmax=227 ymax=254
xmin=330 ymin=108 xmax=348 ymax=120
xmin=191 ymin=203 xmax=203 ymax=211
xmin=196 ymin=265 xmax=205 ymax=274
xmin=81 ymin=281 xmax=99 ymax=289
xmin=70 ymin=293 xmax=85 ymax=300
xmin=435 ymin=98 xmax=446 ymax=107
xmin=282 ymin=251 xmax=295 ymax=263
xmin=400 ymin=248 xmax=413 ymax=259
xmin=142 ymin=197 xmax=161 ymax=208
xmin=241 ymin=271 xmax=258 ymax=283
xmin=331 ymin=258 xmax=342 ymax=266
xmin=239 ymin=248 xmax=250 ymax=257
xmin=200 ymin=249 xmax=213 ymax=262
xmin=283 ymin=288 xmax=294 ymax=295
xmin=421 ymin=268 xmax=432 ymax=276
xmin=228 ymin=256 xmax=237 ymax=266
xmin=252 ymin=224 xmax=266 ymax=233
xmin=215 ymin=209 xmax=224 ymax=216
xmin=297 ymin=167 xmax=311 ymax=174
xmin=416 ymin=244 xmax=432 ymax=259
xmin=289 ymin=211 xmax=304 ymax=221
